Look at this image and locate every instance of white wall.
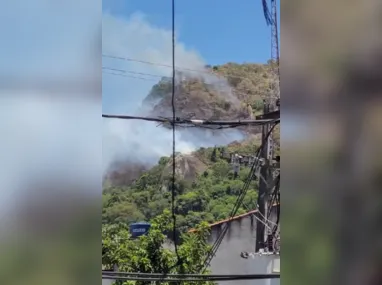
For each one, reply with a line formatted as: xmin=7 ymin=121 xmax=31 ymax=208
xmin=102 ymin=211 xmax=280 ymax=285
xmin=208 ymin=212 xmax=280 ymax=285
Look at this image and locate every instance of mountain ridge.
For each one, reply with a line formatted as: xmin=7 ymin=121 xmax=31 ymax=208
xmin=104 ymin=62 xmax=276 ymax=187
xmin=102 ymin=62 xmax=278 ymax=229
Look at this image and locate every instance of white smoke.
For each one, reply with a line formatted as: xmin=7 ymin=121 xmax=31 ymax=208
xmin=102 ymin=12 xmax=243 ymax=173
xmin=0 ymin=0 xmax=101 ymax=225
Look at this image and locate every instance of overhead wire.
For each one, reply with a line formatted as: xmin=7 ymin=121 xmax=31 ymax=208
xmin=102 ymin=55 xmax=275 ymax=101
xmin=102 ymin=66 xmax=272 ymax=101
xmin=102 ymin=54 xmax=273 ymax=83
xmin=199 ymin=121 xmax=279 ymax=272
xmin=102 ymin=0 xmax=281 ymax=274
xmin=241 ymin=203 xmax=275 ymax=232
xmin=170 ymin=0 xmax=181 ymax=267
xmin=267 ymin=174 xmax=280 ymax=219
xmin=102 ymin=271 xmax=279 ymax=278
xmin=200 ymin=154 xmax=261 ymax=271
xmin=242 ymin=202 xmax=279 ymax=229
xmin=103 ymin=70 xmax=159 ymax=81
xmin=102 ymin=113 xmax=277 ymax=128
xmin=102 ymin=67 xmax=163 ymax=79
xmin=102 ymin=116 xmax=279 ymax=270
xmin=102 ymin=271 xmax=279 ymax=282
xmin=265 ymin=173 xmax=280 ymax=246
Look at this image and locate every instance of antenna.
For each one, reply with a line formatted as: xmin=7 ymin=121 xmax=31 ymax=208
xmin=270 ymin=0 xmax=280 ymax=108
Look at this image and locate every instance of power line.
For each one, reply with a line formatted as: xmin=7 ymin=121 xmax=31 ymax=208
xmin=102 ymin=66 xmax=272 ymax=100
xmin=102 ymin=1 xmax=281 ymax=279
xmin=102 ymin=67 xmax=163 ymax=78
xmin=103 ymin=271 xmax=279 ymax=278
xmin=170 ymin=0 xmax=181 ymax=265
xmin=265 ymin=173 xmax=280 ymax=250
xmin=103 ymin=70 xmax=159 ymax=81
xmin=102 ymin=271 xmax=279 ymax=282
xmin=103 ymin=54 xmax=213 ymax=75
xmin=199 ymin=121 xmax=279 ymax=272
xmin=242 ymin=202 xmax=279 ymax=229
xmin=102 ymin=54 xmax=273 ymax=83
xmin=200 ymin=150 xmax=261 ymax=271
xmin=102 ymin=114 xmax=278 ymax=128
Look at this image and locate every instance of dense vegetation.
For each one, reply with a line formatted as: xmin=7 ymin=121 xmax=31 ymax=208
xmin=103 ymin=145 xmax=259 ymax=233
xmin=208 ymin=61 xmax=275 ymax=104
xmin=102 ymin=210 xmax=214 ymax=285
xmin=144 ymin=62 xmax=276 ymax=121
xmin=103 ymin=62 xmax=279 ymax=232
xmin=102 ymin=62 xmax=278 ymax=282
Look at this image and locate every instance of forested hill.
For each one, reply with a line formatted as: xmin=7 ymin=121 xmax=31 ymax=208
xmin=144 ymin=62 xmax=274 ymax=119
xmin=102 ymin=144 xmax=260 ymax=233
xmin=102 ymin=61 xmax=279 ymax=233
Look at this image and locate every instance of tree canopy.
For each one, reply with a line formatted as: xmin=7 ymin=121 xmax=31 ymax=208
xmin=103 ymin=145 xmax=260 ymax=234
xmin=102 ymin=210 xmax=215 ymax=285
xmin=102 ymin=62 xmax=279 ymax=281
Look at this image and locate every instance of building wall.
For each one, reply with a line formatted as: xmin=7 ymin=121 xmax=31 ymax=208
xmin=208 ymin=211 xmax=280 ymax=285
xmin=103 ymin=210 xmax=280 ymax=285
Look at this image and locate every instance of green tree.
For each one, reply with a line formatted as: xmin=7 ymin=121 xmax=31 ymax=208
xmin=210 ymin=147 xmax=217 ymax=162
xmin=103 ymin=144 xmax=260 ymax=233
xmin=211 ymin=160 xmax=230 ymax=180
xmin=102 ymin=210 xmax=215 ymax=285
xmin=103 ymin=202 xmax=145 ymax=225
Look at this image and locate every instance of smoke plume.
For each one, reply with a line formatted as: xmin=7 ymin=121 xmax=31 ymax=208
xmin=103 ymin=12 xmax=244 ymax=174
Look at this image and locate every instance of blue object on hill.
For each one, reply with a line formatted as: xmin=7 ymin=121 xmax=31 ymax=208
xmin=129 ymin=222 xmax=151 ymax=238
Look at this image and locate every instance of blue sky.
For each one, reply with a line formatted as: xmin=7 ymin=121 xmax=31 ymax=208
xmin=103 ymin=0 xmax=278 ymax=65
xmin=101 ymin=0 xmax=281 ymax=166
xmin=102 ymin=0 xmax=280 ymax=114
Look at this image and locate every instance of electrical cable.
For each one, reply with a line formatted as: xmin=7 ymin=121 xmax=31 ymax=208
xmin=102 ymin=1 xmax=281 ymax=275
xmin=242 ymin=202 xmax=279 ymax=229
xmin=102 ymin=67 xmax=163 ymax=78
xmin=265 ymin=173 xmax=280 ymax=247
xmin=200 ymin=151 xmax=260 ymax=271
xmin=199 ymin=121 xmax=279 ymax=272
xmin=102 ymin=67 xmax=273 ymax=101
xmin=102 ymin=113 xmax=277 ymax=128
xmin=103 ymin=70 xmax=159 ymax=81
xmin=257 ymin=205 xmax=279 ymax=228
xmin=170 ymin=0 xmax=181 ymax=267
xmin=241 ymin=203 xmax=275 ymax=232
xmin=259 ymin=172 xmax=280 ymax=251
xmin=103 ymin=121 xmax=279 ymax=270
xmin=102 ymin=54 xmax=274 ymax=84
xmin=267 ymin=174 xmax=280 ymax=219
xmin=103 ymin=271 xmax=279 ymax=278
xmin=205 ymin=122 xmax=278 ymax=265
xmin=102 ymin=273 xmax=279 ymax=282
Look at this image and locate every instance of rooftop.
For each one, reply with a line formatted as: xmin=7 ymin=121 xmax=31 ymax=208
xmin=188 ymin=203 xmax=279 ymax=233
xmin=188 ymin=208 xmax=260 ymax=233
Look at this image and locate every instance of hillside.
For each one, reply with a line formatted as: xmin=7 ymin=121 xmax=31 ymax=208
xmin=103 ymin=62 xmax=278 ymax=232
xmin=144 ymin=62 xmax=274 ymax=119
xmin=102 ymin=145 xmax=260 ymax=233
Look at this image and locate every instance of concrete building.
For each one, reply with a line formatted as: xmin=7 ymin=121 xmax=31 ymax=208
xmin=103 ymin=208 xmax=280 ymax=285
xmin=203 ymin=208 xmax=280 ymax=285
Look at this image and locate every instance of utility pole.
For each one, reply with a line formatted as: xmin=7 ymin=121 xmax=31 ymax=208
xmin=255 ymin=100 xmax=272 ymax=252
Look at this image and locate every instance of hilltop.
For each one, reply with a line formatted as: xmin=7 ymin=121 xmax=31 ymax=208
xmin=103 ymin=144 xmax=260 ymax=232
xmin=143 ymin=62 xmax=274 ymax=119
xmin=103 ymin=61 xmax=279 ymax=231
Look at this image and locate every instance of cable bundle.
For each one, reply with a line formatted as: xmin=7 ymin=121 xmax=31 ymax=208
xmin=102 ymin=271 xmax=280 ymax=282
xmin=198 ymin=121 xmax=280 ymax=272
